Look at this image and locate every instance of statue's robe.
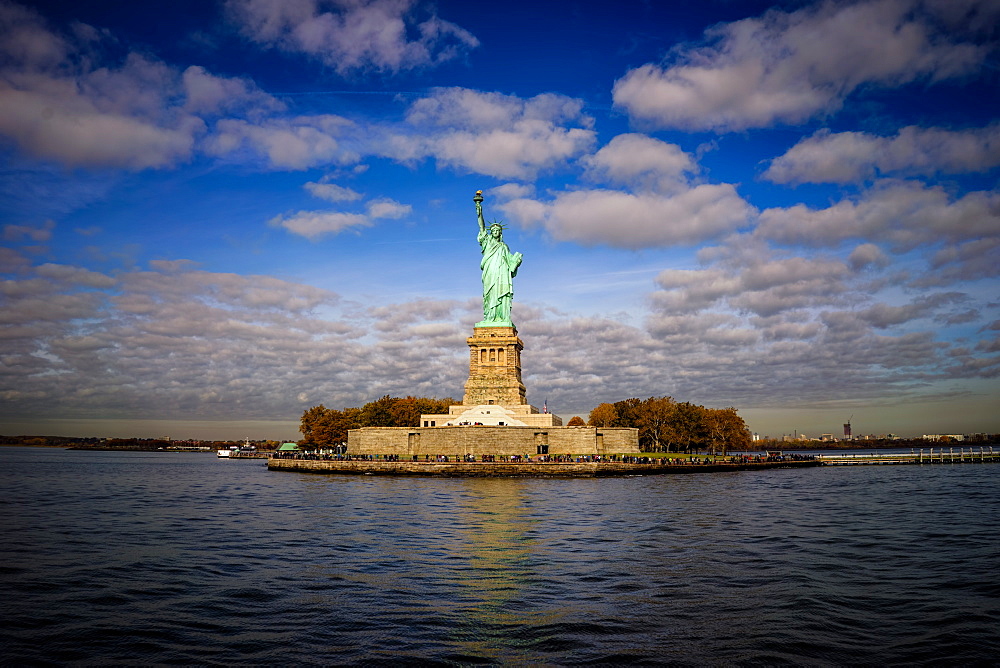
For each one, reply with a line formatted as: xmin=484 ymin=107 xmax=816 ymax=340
xmin=478 ymin=229 xmax=522 ymax=323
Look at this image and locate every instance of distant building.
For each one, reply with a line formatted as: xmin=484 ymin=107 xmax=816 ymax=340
xmin=921 ymin=434 xmax=965 ymax=442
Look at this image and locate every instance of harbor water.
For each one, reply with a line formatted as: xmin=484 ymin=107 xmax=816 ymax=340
xmin=1 ymin=447 xmax=997 ymax=665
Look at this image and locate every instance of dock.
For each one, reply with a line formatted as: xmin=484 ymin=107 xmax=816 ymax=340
xmin=815 ymin=447 xmax=998 ymax=466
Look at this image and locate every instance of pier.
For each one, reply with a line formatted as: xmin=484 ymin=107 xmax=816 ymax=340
xmin=815 ymin=447 xmax=998 ymax=466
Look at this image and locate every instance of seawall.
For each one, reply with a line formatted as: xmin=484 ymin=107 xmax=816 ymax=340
xmin=267 ymin=458 xmax=822 ymax=477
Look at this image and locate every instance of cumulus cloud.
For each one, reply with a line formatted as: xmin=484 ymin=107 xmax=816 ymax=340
xmin=269 ymin=210 xmax=372 ymax=238
xmin=764 ymin=125 xmax=1000 ymax=184
xmin=756 ymin=180 xmax=1000 ymax=251
xmin=582 ymin=134 xmax=696 ymax=193
xmin=629 ymin=232 xmax=999 ymax=413
xmin=0 ymin=2 xmax=296 ymax=170
xmin=507 ymin=186 xmax=752 ymax=249
xmin=654 ymin=255 xmax=853 ymax=317
xmin=205 ymin=115 xmax=358 ymax=169
xmin=380 ymin=88 xmax=596 ymax=179
xmin=847 ymin=243 xmax=890 ymax=271
xmin=612 ymin=0 xmax=987 ymax=131
xmin=1 ymin=247 xmax=997 ymax=430
xmin=269 ymin=195 xmax=410 ymax=239
xmin=916 ymin=238 xmax=1000 ymax=286
xmin=226 ymin=0 xmax=479 ymax=74
xmin=181 ymin=65 xmax=284 ymax=116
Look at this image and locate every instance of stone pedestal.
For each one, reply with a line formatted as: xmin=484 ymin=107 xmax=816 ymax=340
xmin=462 ymin=325 xmax=526 ymax=407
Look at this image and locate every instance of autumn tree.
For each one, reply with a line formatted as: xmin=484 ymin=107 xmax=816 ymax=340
xmin=673 ymin=402 xmax=708 ymax=452
xmin=300 ymin=405 xmax=329 ymax=444
xmin=300 ymin=405 xmax=361 ymax=447
xmin=636 ymin=396 xmax=676 ymax=452
xmin=359 ymin=395 xmax=396 ymax=427
xmin=301 ymin=396 xmax=458 ymax=446
xmin=705 ymin=407 xmax=751 ymax=455
xmin=613 ymin=398 xmax=644 ymax=427
xmin=567 ymin=416 xmax=585 ymax=426
xmin=588 ymin=403 xmax=618 ymax=427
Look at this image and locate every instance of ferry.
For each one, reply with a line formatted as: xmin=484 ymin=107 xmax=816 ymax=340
xmin=218 ymin=438 xmax=253 ymax=458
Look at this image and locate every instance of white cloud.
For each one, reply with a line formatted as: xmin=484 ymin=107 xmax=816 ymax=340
xmin=0 ymin=3 xmax=302 ymax=170
xmin=269 ymin=195 xmax=409 ymax=239
xmin=366 ymin=198 xmax=410 ymax=219
xmin=269 ymin=210 xmax=372 ymax=239
xmin=612 ymin=0 xmax=987 ymax=131
xmin=583 ymin=134 xmax=696 ymax=193
xmin=757 ymin=180 xmax=1000 ymax=251
xmin=654 ymin=255 xmax=853 ymax=318
xmin=380 ymin=88 xmax=596 ymax=179
xmin=847 ymin=243 xmax=890 ymax=271
xmin=181 ymin=65 xmax=284 ymax=116
xmin=500 ymin=185 xmax=752 ymax=249
xmin=226 ymin=0 xmax=479 ymax=74
xmin=304 ymin=181 xmax=363 ymax=202
xmin=765 ymin=125 xmax=1000 ymax=184
xmin=205 ymin=115 xmax=358 ymax=169
xmin=917 ymin=238 xmax=1000 ymax=286
xmin=1 ymin=251 xmax=997 ymax=432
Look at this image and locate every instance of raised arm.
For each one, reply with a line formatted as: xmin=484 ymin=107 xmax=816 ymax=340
xmin=474 ymin=190 xmax=485 ymax=232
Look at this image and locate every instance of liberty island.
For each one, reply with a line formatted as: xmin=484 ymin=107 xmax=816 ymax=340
xmin=268 ymin=195 xmax=818 ymax=475
xmin=270 ymin=191 xmax=645 ymax=472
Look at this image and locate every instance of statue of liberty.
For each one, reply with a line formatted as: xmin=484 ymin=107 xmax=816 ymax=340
xmin=474 ymin=191 xmax=522 ymax=326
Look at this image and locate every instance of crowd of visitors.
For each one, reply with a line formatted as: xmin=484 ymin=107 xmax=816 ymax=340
xmin=271 ymin=451 xmax=816 ymax=464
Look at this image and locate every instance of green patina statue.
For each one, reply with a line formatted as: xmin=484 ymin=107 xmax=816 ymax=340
xmin=474 ymin=190 xmax=522 ymax=327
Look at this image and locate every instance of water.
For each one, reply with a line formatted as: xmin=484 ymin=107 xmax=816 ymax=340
xmin=1 ymin=447 xmax=997 ymax=666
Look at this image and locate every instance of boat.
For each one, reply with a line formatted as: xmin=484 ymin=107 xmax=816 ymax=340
xmin=219 ymin=438 xmax=254 ymax=458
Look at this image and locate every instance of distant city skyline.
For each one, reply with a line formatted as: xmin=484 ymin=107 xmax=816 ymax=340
xmin=1 ymin=0 xmax=998 ymax=440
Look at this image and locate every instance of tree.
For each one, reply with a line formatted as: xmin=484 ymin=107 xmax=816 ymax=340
xmin=613 ymin=398 xmax=643 ymax=427
xmin=588 ymin=403 xmax=618 ymax=427
xmin=567 ymin=415 xmax=585 ymax=426
xmin=705 ymin=407 xmax=751 ymax=455
xmin=359 ymin=395 xmax=396 ymax=427
xmin=300 ymin=405 xmax=361 ymax=447
xmin=672 ymin=402 xmax=708 ymax=452
xmin=636 ymin=396 xmax=676 ymax=452
xmin=301 ymin=396 xmax=458 ymax=446
xmin=300 ymin=405 xmax=330 ymax=444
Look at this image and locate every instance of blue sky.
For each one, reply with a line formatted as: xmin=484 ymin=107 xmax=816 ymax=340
xmin=1 ymin=0 xmax=998 ymax=440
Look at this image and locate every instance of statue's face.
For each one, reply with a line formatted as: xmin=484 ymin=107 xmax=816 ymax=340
xmin=491 ymin=225 xmax=502 ymax=239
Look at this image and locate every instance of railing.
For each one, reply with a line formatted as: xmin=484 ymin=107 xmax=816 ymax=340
xmin=815 ymin=447 xmax=997 ymax=465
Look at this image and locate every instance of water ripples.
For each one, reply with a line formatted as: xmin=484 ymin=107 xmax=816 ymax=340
xmin=1 ymin=448 xmax=998 ymax=665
